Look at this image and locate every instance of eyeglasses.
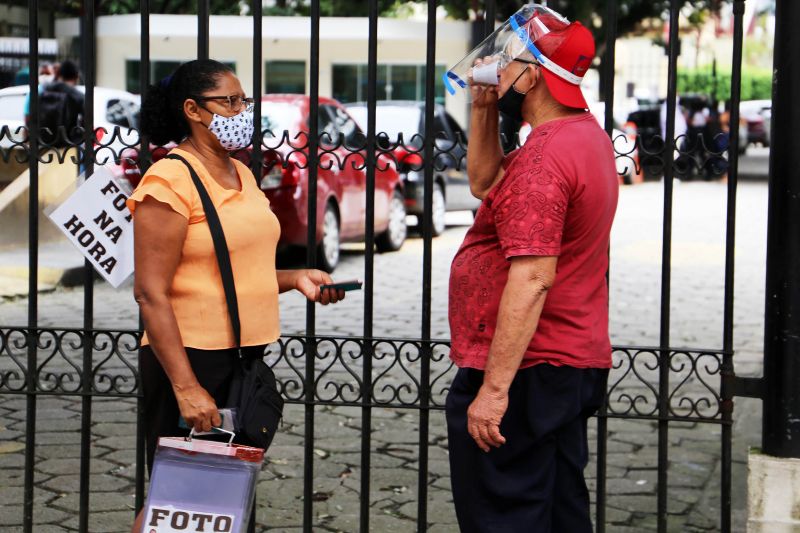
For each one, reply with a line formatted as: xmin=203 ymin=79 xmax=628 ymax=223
xmin=194 ymin=94 xmax=254 ymax=112
xmin=512 ymin=58 xmax=540 ymax=67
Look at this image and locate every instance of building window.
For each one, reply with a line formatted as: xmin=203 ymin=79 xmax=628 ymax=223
xmin=389 ymin=65 xmax=417 ymax=100
xmin=332 ymin=64 xmax=358 ymax=103
xmin=265 ymin=61 xmax=305 ymax=94
xmin=125 ymin=60 xmax=236 ymax=94
xmin=332 ymin=64 xmax=445 ymax=104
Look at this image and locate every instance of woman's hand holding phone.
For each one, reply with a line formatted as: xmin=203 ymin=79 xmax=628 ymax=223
xmin=293 ymin=269 xmax=350 ymax=305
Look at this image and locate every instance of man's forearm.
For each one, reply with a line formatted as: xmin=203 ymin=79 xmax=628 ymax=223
xmin=481 ymin=271 xmax=550 ymax=394
xmin=467 ymin=106 xmax=504 ymax=199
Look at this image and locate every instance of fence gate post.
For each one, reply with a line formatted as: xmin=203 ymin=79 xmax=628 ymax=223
xmin=762 ymin=0 xmax=800 ymax=459
xmin=749 ymin=0 xmax=800 ymax=528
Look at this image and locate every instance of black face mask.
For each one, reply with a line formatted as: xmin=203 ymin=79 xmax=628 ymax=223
xmin=497 ymin=68 xmax=530 ymax=123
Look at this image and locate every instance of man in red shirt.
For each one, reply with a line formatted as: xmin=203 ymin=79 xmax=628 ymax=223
xmin=446 ymin=11 xmax=618 ymax=533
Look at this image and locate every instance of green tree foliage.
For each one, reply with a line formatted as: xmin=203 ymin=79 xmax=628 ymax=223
xmin=27 ymin=0 xmax=724 ymax=29
xmin=26 ymin=0 xmax=243 ymax=16
xmin=677 ymin=67 xmax=772 ymax=102
xmin=440 ymin=0 xmax=722 ymax=99
xmin=255 ymin=0 xmax=726 ymax=59
xmin=264 ymin=0 xmax=397 ymax=17
xmin=439 ymin=0 xmax=721 ymax=38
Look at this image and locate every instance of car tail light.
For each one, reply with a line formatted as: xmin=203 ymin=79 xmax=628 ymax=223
xmin=393 ymin=147 xmax=424 ymax=174
xmin=260 ymin=160 xmax=298 ymax=190
xmin=748 ymin=117 xmax=765 ymax=131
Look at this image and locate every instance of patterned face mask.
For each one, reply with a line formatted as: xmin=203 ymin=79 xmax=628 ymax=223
xmin=207 ymin=109 xmax=254 ymax=151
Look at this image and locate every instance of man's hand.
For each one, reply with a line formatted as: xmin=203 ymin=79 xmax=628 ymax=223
xmin=467 ymin=385 xmax=508 ymax=452
xmin=293 ymin=269 xmax=345 ymax=305
xmin=468 ymin=56 xmax=499 ymax=109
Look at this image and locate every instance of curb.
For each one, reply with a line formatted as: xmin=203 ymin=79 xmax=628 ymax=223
xmin=59 ymin=265 xmax=103 ymax=287
xmin=0 ymin=264 xmax=92 ymax=298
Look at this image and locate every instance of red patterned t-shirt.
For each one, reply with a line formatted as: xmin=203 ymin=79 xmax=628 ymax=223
xmin=448 ymin=112 xmax=618 ymax=370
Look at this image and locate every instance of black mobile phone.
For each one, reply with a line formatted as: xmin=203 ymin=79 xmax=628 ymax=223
xmin=320 ymin=279 xmax=363 ymax=292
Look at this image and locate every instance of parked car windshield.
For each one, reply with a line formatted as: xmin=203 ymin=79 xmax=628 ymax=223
xmin=348 ymin=105 xmax=422 ymax=146
xmin=261 ymin=102 xmax=302 ymax=138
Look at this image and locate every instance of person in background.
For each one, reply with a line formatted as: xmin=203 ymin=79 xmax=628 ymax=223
xmin=659 ymin=97 xmax=688 ymax=150
xmin=702 ymin=101 xmax=726 ymax=180
xmin=714 ymin=100 xmax=748 ymax=182
xmin=26 ymin=59 xmax=84 ymax=148
xmin=23 ymin=61 xmax=56 ymax=126
xmin=660 ymin=97 xmax=690 ymax=178
xmin=38 ymin=62 xmax=56 ymax=84
xmin=12 ymin=66 xmax=29 ymax=87
xmin=127 ymin=59 xmax=346 ymax=533
xmin=684 ymin=97 xmax=710 ymax=178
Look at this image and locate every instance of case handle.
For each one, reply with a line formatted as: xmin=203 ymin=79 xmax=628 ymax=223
xmin=187 ymin=426 xmax=236 ymax=446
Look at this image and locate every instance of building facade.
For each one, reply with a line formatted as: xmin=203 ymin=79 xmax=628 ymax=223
xmin=55 ymin=15 xmax=473 ymax=127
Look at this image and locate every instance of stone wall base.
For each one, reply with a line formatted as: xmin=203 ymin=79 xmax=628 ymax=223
xmin=748 ymin=449 xmax=800 ymax=532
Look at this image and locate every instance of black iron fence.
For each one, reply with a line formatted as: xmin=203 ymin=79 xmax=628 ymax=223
xmin=0 ymin=0 xmax=758 ymax=532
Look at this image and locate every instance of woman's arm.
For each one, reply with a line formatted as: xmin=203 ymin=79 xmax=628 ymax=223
xmin=132 ymin=197 xmax=221 ymax=432
xmin=276 ymin=269 xmax=344 ymax=305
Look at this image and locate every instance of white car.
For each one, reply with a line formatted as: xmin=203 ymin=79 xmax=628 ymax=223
xmin=739 ymin=99 xmax=771 ymax=149
xmin=0 ymin=85 xmax=140 ymax=163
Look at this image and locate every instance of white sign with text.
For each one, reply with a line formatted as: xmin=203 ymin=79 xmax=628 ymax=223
xmin=47 ymin=167 xmax=134 ymax=287
xmin=144 ymin=506 xmax=235 ymax=533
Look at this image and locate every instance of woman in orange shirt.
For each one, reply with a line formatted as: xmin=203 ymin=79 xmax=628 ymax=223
xmin=127 ymin=59 xmax=344 ymax=531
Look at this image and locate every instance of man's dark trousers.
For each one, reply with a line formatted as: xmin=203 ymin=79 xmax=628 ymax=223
xmin=446 ymin=364 xmax=608 ymax=533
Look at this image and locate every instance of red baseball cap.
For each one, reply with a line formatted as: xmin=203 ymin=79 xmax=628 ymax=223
xmin=529 ymin=20 xmax=595 ymax=109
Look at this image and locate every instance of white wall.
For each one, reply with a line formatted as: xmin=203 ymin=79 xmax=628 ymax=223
xmin=56 ymin=14 xmax=472 ymax=127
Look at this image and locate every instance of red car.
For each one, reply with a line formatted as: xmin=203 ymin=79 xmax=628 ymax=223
xmin=120 ymin=94 xmax=407 ymax=271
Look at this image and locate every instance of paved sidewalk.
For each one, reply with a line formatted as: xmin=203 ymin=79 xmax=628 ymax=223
xmin=0 ymin=180 xmax=768 ymax=532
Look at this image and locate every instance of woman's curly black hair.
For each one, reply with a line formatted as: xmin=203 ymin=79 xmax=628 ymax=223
xmin=139 ymin=59 xmax=233 ymax=146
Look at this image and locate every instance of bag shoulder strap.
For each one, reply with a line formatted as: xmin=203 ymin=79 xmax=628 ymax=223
xmin=166 ymin=153 xmax=242 ymax=351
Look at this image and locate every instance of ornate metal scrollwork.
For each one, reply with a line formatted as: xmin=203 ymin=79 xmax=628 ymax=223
xmin=0 ymin=333 xmax=725 ymax=421
xmin=606 ymin=346 xmax=725 ymax=421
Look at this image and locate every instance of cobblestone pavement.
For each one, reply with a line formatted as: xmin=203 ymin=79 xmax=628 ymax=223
xmin=0 ymin=180 xmax=767 ymax=532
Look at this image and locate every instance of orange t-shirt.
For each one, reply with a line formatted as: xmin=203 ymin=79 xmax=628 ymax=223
xmin=127 ymin=148 xmax=281 ymax=349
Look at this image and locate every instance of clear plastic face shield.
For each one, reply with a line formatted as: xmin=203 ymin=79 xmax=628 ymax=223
xmin=444 ymin=4 xmax=570 ymax=101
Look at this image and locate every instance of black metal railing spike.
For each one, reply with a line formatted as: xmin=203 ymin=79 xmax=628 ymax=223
xmin=417 ymin=0 xmax=439 ymax=529
xmin=657 ymin=2 xmax=682 ymax=531
xmin=198 ymin=0 xmax=210 ymax=60
xmin=360 ymin=2 xmax=379 ymax=530
xmin=78 ymin=1 xmax=98 ymax=529
xmin=304 ymin=2 xmax=321 ymax=531
xmin=23 ymin=1 xmax=40 ymax=531
xmin=719 ymin=1 xmax=746 ymax=530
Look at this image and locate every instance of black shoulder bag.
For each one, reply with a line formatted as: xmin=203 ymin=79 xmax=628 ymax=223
xmin=167 ymin=153 xmax=284 ymax=450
